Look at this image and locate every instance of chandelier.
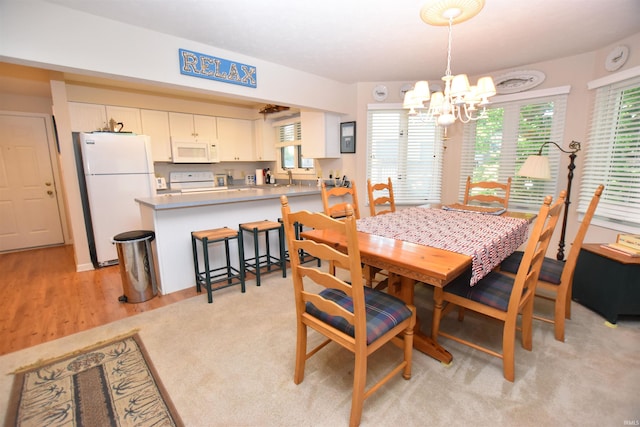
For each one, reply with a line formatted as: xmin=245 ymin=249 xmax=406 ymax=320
xmin=404 ymin=0 xmax=496 ymax=128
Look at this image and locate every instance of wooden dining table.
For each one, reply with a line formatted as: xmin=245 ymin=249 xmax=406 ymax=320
xmin=301 ymin=204 xmax=535 ymax=364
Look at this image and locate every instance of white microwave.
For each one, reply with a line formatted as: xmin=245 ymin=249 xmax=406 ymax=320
xmin=170 ymin=138 xmax=219 ymax=163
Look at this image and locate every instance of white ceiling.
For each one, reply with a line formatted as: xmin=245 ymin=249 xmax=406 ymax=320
xmin=43 ymin=0 xmax=640 ymax=84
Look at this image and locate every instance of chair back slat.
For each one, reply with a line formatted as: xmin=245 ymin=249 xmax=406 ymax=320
xmin=298 ymin=265 xmax=354 ymax=295
xmin=302 ymin=290 xmax=355 ymax=321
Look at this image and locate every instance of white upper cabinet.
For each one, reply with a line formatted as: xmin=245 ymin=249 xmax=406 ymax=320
xmin=68 ymin=102 xmax=142 ymax=134
xmin=193 ymin=114 xmax=217 ymax=141
xmin=168 ymin=112 xmax=217 ymax=141
xmin=68 ymin=102 xmax=108 ymax=132
xmin=253 ymin=119 xmax=276 ymax=161
xmin=105 ymin=106 xmax=142 ymax=134
xmin=300 ymin=111 xmax=341 ymax=158
xmin=217 ymin=117 xmax=255 ymax=161
xmin=141 ymin=109 xmax=172 ymax=162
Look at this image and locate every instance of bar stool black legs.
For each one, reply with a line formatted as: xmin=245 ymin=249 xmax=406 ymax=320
xmin=191 ymin=227 xmax=245 ymax=303
xmin=239 ymin=220 xmax=286 ymax=287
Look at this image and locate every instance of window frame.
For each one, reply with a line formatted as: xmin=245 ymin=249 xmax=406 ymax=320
xmin=460 ymin=86 xmax=571 ymax=212
xmin=580 ymin=67 xmax=640 ymax=233
xmin=274 ymin=118 xmax=315 ymax=175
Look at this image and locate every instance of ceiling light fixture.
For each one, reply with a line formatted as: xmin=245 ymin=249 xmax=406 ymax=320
xmin=404 ymin=0 xmax=496 ymax=129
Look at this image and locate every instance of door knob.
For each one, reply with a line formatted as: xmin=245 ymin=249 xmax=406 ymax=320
xmin=47 ymin=190 xmax=54 ymax=195
xmin=45 ymin=182 xmax=52 ymax=186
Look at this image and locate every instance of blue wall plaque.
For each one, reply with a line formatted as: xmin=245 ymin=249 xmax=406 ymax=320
xmin=179 ymin=48 xmax=257 ymax=88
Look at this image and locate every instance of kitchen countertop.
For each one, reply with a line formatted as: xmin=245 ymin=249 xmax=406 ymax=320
xmin=136 ymin=184 xmax=322 ymax=210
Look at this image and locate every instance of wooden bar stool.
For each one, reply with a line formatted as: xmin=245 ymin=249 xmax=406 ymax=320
xmin=239 ymin=220 xmax=286 ymax=286
xmin=191 ymin=227 xmax=245 ymax=303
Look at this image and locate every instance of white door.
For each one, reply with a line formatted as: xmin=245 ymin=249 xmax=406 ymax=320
xmin=0 ymin=113 xmax=64 ymax=251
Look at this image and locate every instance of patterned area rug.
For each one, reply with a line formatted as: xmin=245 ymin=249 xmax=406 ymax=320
xmin=4 ymin=332 xmax=183 ymax=426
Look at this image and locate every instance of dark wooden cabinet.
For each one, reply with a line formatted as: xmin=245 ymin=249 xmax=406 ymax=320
xmin=572 ymin=243 xmax=640 ymax=324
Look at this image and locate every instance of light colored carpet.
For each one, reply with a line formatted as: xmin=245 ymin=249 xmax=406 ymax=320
xmin=1 ymin=272 xmax=638 ymax=426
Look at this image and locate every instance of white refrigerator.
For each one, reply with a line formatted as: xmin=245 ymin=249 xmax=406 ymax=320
xmin=78 ymin=132 xmax=156 ymax=267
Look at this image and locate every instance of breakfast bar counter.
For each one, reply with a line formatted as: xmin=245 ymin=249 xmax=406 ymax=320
xmin=136 ymin=185 xmax=323 ymax=295
xmin=137 ymin=185 xmax=322 ymax=211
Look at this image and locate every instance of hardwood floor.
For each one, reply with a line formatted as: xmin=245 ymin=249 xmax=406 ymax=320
xmin=0 ymin=244 xmax=198 ymax=356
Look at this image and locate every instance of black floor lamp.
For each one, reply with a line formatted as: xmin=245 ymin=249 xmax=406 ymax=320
xmin=517 ymin=140 xmax=581 ymax=261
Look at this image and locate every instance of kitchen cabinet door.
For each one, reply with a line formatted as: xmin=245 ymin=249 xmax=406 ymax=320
xmin=193 ymin=114 xmax=217 ymax=141
xmin=169 ymin=112 xmax=217 ymax=141
xmin=141 ymin=109 xmax=172 ymax=162
xmin=168 ymin=112 xmax=196 ymax=139
xmin=105 ymin=105 xmax=142 ymax=134
xmin=300 ymin=111 xmax=341 ymax=158
xmin=217 ymin=117 xmax=255 ymax=161
xmin=68 ymin=102 xmax=107 ymax=132
xmin=254 ymin=119 xmax=276 ymax=161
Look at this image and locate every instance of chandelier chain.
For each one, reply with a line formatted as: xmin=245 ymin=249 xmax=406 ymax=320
xmin=445 ymin=16 xmax=453 ymax=78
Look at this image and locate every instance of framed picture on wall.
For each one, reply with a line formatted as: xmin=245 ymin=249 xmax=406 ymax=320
xmin=340 ymin=121 xmax=356 ymax=153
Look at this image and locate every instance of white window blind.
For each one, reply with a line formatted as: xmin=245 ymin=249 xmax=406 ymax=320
xmin=460 ymin=94 xmax=568 ymax=210
xmin=277 ymin=121 xmax=302 ymax=144
xmin=580 ymin=74 xmax=640 ymax=232
xmin=367 ymin=109 xmax=443 ymax=204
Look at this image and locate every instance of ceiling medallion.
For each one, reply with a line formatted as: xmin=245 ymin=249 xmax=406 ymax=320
xmin=420 ymin=0 xmax=485 ymax=26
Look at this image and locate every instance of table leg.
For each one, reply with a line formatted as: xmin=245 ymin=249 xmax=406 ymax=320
xmin=431 ymin=287 xmax=444 ymax=344
xmin=388 ymin=273 xmax=452 ymax=364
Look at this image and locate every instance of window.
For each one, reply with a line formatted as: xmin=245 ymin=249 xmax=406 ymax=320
xmin=367 ymin=107 xmax=443 ymax=204
xmin=275 ymin=120 xmax=314 ymax=173
xmin=460 ymin=89 xmax=569 ymax=210
xmin=580 ymin=73 xmax=640 ymax=232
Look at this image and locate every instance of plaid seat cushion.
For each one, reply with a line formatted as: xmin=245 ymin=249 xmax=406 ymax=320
xmin=444 ymin=271 xmax=515 ymax=312
xmin=306 ymin=287 xmax=413 ymax=345
xmin=500 ymin=251 xmax=564 ymax=285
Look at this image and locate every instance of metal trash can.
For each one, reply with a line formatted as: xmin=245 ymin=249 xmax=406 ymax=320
xmin=113 ymin=230 xmax=158 ymax=303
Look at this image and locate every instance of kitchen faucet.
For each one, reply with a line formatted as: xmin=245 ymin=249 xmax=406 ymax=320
xmin=287 ymin=169 xmax=293 ymax=185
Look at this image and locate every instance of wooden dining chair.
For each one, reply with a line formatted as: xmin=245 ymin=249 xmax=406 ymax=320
xmin=280 ymin=195 xmax=416 ymax=427
xmin=321 ymin=181 xmax=361 ymax=276
xmin=321 ymin=181 xmax=361 ymax=220
xmin=463 ymin=176 xmax=512 ymax=208
xmin=432 ymin=190 xmax=566 ymax=382
xmin=499 ymin=184 xmax=604 ymax=341
xmin=367 ymin=177 xmax=396 ymax=216
xmin=364 ymin=178 xmax=396 ymax=289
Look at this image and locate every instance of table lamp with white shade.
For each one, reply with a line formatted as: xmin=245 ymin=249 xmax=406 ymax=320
xmin=518 ymin=140 xmax=581 ymax=260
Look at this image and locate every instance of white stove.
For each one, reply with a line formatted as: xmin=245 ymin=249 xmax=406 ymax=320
xmin=169 ymin=171 xmax=227 ymax=193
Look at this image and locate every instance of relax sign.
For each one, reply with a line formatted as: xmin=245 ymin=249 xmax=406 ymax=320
xmin=179 ymin=48 xmax=257 ymax=88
